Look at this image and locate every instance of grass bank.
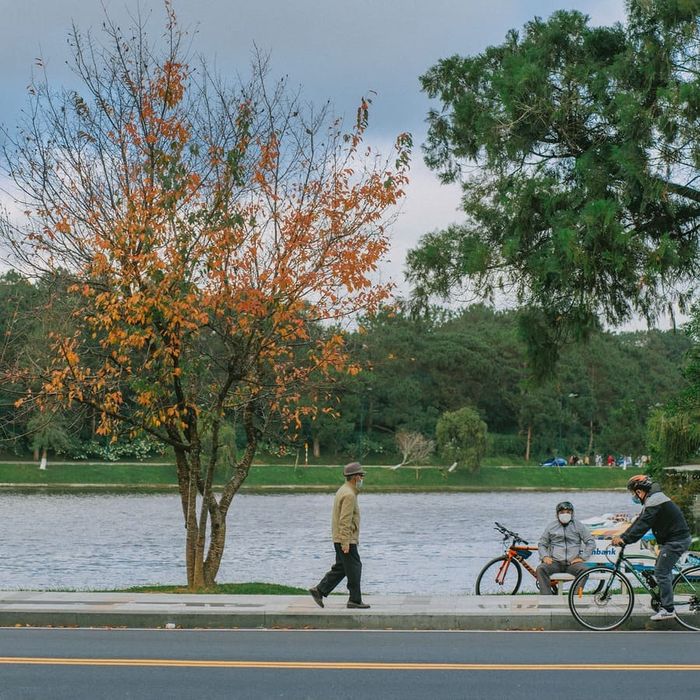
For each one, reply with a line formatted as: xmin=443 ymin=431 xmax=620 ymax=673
xmin=120 ymin=582 xmax=307 ymax=595
xmin=0 ymin=462 xmax=641 ymax=491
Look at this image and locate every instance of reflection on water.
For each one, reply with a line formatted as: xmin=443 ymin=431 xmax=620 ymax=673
xmin=0 ymin=491 xmax=635 ymax=594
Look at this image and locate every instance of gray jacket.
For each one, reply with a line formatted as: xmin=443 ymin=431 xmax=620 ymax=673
xmin=621 ymin=483 xmax=690 ymax=545
xmin=538 ymin=518 xmax=595 ymax=564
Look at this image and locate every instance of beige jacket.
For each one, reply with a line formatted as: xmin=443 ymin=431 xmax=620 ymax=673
xmin=331 ymin=481 xmax=360 ymax=548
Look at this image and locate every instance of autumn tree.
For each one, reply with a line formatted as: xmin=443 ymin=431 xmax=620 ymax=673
xmin=0 ymin=7 xmax=410 ymax=589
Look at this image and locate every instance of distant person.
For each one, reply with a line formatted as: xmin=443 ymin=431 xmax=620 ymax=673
xmin=612 ymin=475 xmax=691 ymax=621
xmin=607 ymin=454 xmax=615 ymax=467
xmin=309 ymin=462 xmax=370 ymax=609
xmin=595 ymin=454 xmax=603 ymax=467
xmin=537 ymin=501 xmax=595 ymax=594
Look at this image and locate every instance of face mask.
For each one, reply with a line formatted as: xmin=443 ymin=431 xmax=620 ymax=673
xmin=558 ymin=512 xmax=572 ymax=524
xmin=356 ymin=478 xmax=364 ymax=489
xmin=631 ymin=495 xmax=641 ymax=505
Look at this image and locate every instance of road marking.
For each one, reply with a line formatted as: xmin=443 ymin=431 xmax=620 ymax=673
xmin=0 ymin=658 xmax=698 ymax=671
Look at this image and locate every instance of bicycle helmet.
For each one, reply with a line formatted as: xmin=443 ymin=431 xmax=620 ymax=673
xmin=556 ymin=501 xmax=574 ymax=512
xmin=626 ymin=474 xmax=653 ymax=492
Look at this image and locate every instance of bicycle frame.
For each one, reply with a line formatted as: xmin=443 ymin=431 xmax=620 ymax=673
xmin=569 ymin=543 xmax=700 ymax=630
xmin=599 ymin=549 xmax=660 ymax=604
xmin=586 ymin=547 xmax=698 ymax=610
xmin=492 ymin=521 xmax=542 ymax=587
xmin=597 ymin=547 xmax=689 ymax=596
xmin=496 ymin=544 xmax=540 ymax=583
xmin=478 ymin=522 xmax=574 ymax=595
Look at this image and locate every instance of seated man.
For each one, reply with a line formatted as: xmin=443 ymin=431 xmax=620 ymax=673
xmin=537 ymin=501 xmax=594 ymax=594
xmin=612 ymin=475 xmax=691 ymax=621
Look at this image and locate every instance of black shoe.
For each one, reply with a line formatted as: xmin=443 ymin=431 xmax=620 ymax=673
xmin=308 ymin=587 xmax=324 ymax=608
xmin=347 ymin=601 xmax=370 ymax=609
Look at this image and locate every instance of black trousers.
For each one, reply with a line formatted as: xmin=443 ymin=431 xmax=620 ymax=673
xmin=316 ymin=543 xmax=363 ymax=603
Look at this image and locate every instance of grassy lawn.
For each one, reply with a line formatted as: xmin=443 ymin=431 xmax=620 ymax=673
xmin=0 ymin=462 xmax=641 ymax=491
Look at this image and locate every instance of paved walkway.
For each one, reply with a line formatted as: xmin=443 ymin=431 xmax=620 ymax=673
xmin=0 ymin=591 xmax=666 ymax=631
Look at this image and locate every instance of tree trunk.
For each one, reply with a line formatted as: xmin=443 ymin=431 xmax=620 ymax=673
xmin=203 ymin=507 xmax=226 ymax=587
xmin=175 ymin=445 xmax=205 ymax=591
xmin=209 ymin=434 xmax=258 ymax=586
xmin=173 ymin=405 xmax=258 ymax=590
xmin=587 ymin=419 xmax=594 ymax=455
xmin=525 ymin=425 xmax=532 ymax=462
xmin=312 ymin=435 xmax=320 ymax=459
xmin=186 ymin=469 xmax=205 ymax=590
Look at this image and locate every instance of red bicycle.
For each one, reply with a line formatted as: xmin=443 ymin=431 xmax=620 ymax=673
xmin=475 ymin=522 xmax=557 ymax=595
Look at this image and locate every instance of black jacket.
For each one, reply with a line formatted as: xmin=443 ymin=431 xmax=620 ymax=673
xmin=621 ymin=484 xmax=690 ymax=546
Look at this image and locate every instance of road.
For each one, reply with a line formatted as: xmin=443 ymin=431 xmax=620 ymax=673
xmin=0 ymin=628 xmax=698 ymax=699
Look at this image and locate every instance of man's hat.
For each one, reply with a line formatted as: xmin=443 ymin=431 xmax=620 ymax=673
xmin=343 ymin=462 xmax=364 ymax=477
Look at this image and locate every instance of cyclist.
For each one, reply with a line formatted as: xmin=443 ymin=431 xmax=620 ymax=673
xmin=537 ymin=501 xmax=594 ymax=594
xmin=611 ymin=475 xmax=692 ymax=620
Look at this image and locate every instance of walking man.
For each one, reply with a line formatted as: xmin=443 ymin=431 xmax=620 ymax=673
xmin=612 ymin=475 xmax=692 ymax=620
xmin=537 ymin=501 xmax=595 ymax=594
xmin=309 ymin=462 xmax=370 ymax=609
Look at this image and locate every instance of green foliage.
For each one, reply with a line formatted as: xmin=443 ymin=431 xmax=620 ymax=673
xmin=0 ymin=273 xmax=692 ymax=464
xmin=488 ymin=432 xmax=525 ymax=459
xmin=645 ymin=304 xmax=700 ymax=476
xmin=435 ymin=406 xmax=488 ymax=473
xmin=663 ymin=471 xmax=700 ymax=535
xmin=26 ymin=411 xmax=75 ymax=456
xmin=410 ymin=1 xmax=700 ymax=370
xmin=680 ymin=303 xmax=700 ymax=413
xmin=70 ymin=438 xmax=167 ymax=462
xmin=647 ymin=409 xmax=700 ymax=476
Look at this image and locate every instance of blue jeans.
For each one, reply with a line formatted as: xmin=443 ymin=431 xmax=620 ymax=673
xmin=656 ymin=537 xmax=692 ymax=611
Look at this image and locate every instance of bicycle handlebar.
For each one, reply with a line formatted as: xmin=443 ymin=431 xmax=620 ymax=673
xmin=494 ymin=521 xmax=529 ymax=545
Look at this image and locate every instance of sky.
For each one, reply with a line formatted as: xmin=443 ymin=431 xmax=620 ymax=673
xmin=0 ymin=0 xmax=628 ymax=300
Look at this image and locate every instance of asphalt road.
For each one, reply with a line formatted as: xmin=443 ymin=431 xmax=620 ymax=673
xmin=0 ymin=628 xmax=698 ymax=699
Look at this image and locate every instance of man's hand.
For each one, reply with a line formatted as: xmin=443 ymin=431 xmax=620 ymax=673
xmin=342 ymin=544 xmax=350 ymax=554
xmin=570 ymin=557 xmax=583 ymax=564
xmin=542 ymin=556 xmax=553 ymax=565
xmin=611 ymin=536 xmax=624 ymax=547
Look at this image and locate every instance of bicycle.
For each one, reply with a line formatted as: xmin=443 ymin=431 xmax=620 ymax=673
xmin=568 ymin=544 xmax=700 ymax=631
xmin=475 ymin=522 xmax=558 ymax=595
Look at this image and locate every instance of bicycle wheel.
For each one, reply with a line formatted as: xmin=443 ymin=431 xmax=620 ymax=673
xmin=568 ymin=567 xmax=634 ymax=631
xmin=672 ymin=565 xmax=700 ymax=631
xmin=475 ymin=556 xmax=522 ymax=595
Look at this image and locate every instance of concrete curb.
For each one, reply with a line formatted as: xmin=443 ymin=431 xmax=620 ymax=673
xmin=0 ymin=592 xmax=679 ymax=631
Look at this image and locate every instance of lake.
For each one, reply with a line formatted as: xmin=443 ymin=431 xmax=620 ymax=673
xmin=0 ymin=491 xmax=636 ymax=594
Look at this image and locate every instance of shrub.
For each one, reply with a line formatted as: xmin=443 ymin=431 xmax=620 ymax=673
xmin=435 ymin=406 xmax=488 ymax=473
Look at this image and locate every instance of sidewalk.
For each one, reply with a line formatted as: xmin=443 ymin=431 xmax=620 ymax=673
xmin=0 ymin=591 xmax=665 ymax=631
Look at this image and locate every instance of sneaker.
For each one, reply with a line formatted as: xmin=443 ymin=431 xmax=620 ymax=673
xmin=650 ymin=608 xmax=676 ymax=621
xmin=308 ymin=587 xmax=324 ymax=608
xmin=347 ymin=601 xmax=370 ymax=609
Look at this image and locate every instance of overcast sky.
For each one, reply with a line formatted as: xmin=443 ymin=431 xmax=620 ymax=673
xmin=0 ymin=0 xmax=627 ymax=298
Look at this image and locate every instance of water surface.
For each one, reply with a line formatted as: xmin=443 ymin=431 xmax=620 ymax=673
xmin=0 ymin=491 xmax=635 ymax=594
